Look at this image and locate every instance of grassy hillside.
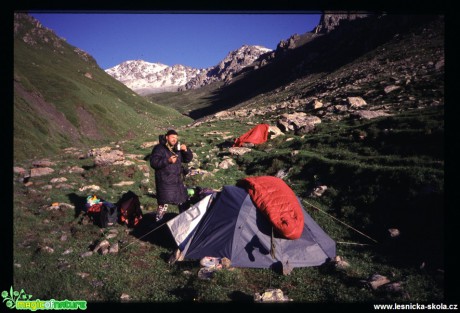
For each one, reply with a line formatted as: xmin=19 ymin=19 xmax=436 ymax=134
xmin=146 ymin=82 xmax=224 ymax=115
xmin=13 ymin=13 xmax=191 ymax=162
xmin=12 ymin=105 xmax=444 ymax=304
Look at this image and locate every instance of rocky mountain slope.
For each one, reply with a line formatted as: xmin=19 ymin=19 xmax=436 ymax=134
xmin=180 ymin=45 xmax=271 ymax=90
xmin=200 ymin=14 xmax=444 ymax=122
xmin=147 ymin=14 xmax=443 ymax=120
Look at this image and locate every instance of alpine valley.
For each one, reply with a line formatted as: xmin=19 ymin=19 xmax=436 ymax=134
xmin=12 ymin=12 xmax=446 ymax=304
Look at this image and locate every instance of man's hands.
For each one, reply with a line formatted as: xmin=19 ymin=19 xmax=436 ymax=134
xmin=168 ymin=155 xmax=178 ymax=164
xmin=168 ymin=144 xmax=187 ymax=163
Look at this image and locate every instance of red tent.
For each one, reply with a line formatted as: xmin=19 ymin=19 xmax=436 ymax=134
xmin=233 ymin=124 xmax=269 ymax=147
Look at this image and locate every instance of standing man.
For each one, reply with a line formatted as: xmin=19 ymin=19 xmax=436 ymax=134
xmin=150 ymin=129 xmax=193 ymax=222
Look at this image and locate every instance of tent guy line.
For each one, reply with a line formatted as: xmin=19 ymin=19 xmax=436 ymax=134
xmin=119 ymin=221 xmax=167 ymax=252
xmin=303 ymin=199 xmax=379 ymax=244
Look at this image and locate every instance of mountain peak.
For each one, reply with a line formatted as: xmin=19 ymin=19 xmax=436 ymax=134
xmin=314 ymin=12 xmax=373 ymax=34
xmin=106 ymin=44 xmax=272 ymax=94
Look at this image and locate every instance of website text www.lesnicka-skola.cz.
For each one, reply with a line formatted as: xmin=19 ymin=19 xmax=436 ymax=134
xmin=374 ymin=303 xmax=458 ymax=310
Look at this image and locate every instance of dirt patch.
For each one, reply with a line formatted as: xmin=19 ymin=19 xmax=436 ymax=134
xmin=124 ymin=130 xmax=136 ymax=140
xmin=132 ymin=259 xmax=150 ymax=270
xmin=15 ymin=81 xmax=108 ymax=142
xmin=123 ymin=166 xmax=136 ymax=178
xmin=14 ymin=81 xmax=80 ymax=142
xmin=101 ymin=167 xmax=111 ymax=176
xmin=76 ymin=106 xmax=103 ymax=140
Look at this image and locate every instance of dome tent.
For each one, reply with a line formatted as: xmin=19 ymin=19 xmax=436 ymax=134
xmin=233 ymin=124 xmax=270 ymax=147
xmin=166 ymin=176 xmax=336 ymax=269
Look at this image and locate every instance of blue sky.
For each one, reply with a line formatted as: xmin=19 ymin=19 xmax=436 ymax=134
xmin=30 ymin=13 xmax=321 ymax=70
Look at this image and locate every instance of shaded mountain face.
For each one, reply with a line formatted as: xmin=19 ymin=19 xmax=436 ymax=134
xmin=105 ymin=45 xmax=272 ymax=95
xmin=152 ymin=14 xmax=443 ymax=120
xmin=313 ymin=12 xmax=373 ymax=34
xmin=13 ymin=13 xmax=192 ymax=162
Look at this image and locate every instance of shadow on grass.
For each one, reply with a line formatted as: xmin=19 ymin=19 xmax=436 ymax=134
xmin=130 ymin=212 xmax=177 ymax=250
xmin=82 ymin=164 xmax=96 ymax=171
xmin=67 ymin=192 xmax=87 ymax=218
xmin=228 ymin=291 xmax=253 ymax=302
xmin=217 ymin=140 xmax=234 ymax=149
xmin=169 ymin=286 xmax=199 ymax=301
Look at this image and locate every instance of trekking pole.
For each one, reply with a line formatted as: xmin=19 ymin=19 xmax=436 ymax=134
xmin=303 ymin=200 xmax=378 ymax=244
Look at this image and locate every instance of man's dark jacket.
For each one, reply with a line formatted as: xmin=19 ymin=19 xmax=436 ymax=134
xmin=150 ymin=144 xmax=193 ymax=205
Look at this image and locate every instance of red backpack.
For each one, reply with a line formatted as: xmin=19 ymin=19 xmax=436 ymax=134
xmin=117 ymin=191 xmax=143 ymax=228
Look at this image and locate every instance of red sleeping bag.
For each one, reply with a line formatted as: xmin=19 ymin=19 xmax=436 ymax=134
xmin=238 ymin=176 xmax=304 ymax=239
xmin=233 ymin=124 xmax=269 ymax=147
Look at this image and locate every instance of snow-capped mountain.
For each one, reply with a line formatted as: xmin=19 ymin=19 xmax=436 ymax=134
xmin=105 ymin=60 xmax=201 ymax=95
xmin=105 ymin=45 xmax=272 ymax=95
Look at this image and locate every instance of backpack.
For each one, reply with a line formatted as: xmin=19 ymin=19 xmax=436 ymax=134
xmin=159 ymin=134 xmax=166 ymax=145
xmin=117 ymin=191 xmax=143 ymax=228
xmin=100 ymin=201 xmax=118 ymax=228
xmin=85 ymin=195 xmax=119 ymax=228
xmin=86 ymin=202 xmax=104 ymax=226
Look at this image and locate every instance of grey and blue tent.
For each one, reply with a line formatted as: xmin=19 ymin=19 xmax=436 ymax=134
xmin=167 ymin=185 xmax=336 ymax=269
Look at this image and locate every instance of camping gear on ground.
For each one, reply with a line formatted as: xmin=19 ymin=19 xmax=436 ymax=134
xmin=200 ymin=256 xmax=221 ymax=268
xmin=85 ymin=195 xmax=119 ymax=228
xmin=86 ymin=195 xmax=101 ymax=208
xmin=197 ymin=256 xmax=233 ymax=280
xmin=233 ymin=124 xmax=270 ymax=147
xmin=86 ymin=202 xmax=103 ymax=215
xmin=85 ymin=195 xmax=107 ymax=228
xmin=197 ymin=267 xmax=216 ymax=280
xmin=100 ymin=201 xmax=118 ymax=228
xmin=83 ymin=192 xmax=143 ymax=228
xmin=166 ymin=178 xmax=336 ymax=270
xmin=117 ymin=191 xmax=143 ymax=228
